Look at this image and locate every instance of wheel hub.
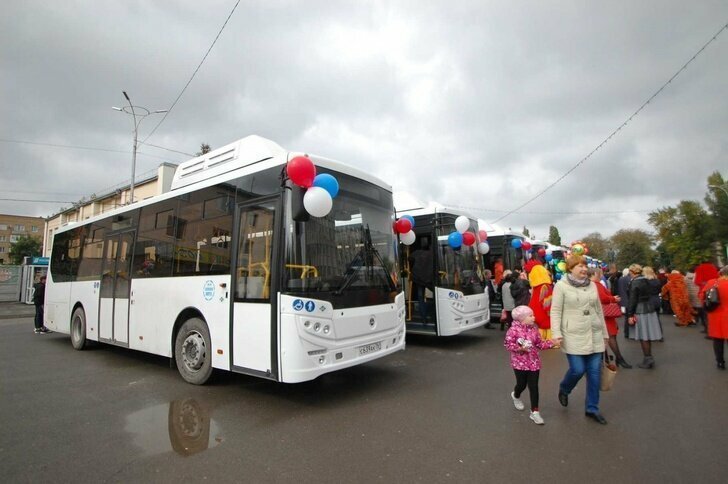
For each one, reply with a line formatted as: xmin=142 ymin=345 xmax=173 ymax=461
xmin=182 ymin=332 xmax=206 ymax=371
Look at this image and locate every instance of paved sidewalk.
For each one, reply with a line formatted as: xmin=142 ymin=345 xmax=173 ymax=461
xmin=0 ymin=302 xmax=36 ymax=320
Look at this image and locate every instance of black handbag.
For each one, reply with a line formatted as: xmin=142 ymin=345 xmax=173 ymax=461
xmin=705 ymin=283 xmax=720 ymax=312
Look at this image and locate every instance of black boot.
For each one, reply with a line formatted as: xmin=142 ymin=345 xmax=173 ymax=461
xmin=616 ymin=357 xmax=632 ymax=369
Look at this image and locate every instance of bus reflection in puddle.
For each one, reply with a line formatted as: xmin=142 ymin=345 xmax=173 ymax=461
xmin=124 ymin=398 xmax=223 ymax=457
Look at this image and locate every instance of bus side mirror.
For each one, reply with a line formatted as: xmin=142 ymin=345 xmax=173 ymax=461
xmin=291 ymin=185 xmax=310 ymax=223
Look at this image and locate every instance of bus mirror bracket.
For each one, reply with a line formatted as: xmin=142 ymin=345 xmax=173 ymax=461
xmin=291 ymin=185 xmax=310 ymax=223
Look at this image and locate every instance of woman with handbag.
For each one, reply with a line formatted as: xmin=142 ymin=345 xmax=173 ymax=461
xmin=589 ymin=267 xmax=632 ymax=368
xmin=626 ymin=264 xmax=663 ymax=369
xmin=699 ymin=265 xmax=728 ymax=369
xmin=551 ymin=255 xmax=610 ymax=425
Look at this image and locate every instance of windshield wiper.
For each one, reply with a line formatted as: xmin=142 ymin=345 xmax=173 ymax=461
xmin=334 ymin=225 xmax=396 ymax=295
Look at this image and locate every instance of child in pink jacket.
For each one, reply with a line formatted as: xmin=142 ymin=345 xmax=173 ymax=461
xmin=504 ymin=305 xmax=556 ymax=425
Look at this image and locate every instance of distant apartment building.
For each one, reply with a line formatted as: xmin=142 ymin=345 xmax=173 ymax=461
xmin=0 ymin=214 xmax=45 ymax=264
xmin=43 ymin=163 xmax=177 ymax=256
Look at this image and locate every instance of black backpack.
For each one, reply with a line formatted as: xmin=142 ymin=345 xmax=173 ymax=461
xmin=704 ymin=283 xmax=720 ymax=312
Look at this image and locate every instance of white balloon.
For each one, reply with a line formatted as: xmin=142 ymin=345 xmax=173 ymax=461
xmin=477 ymin=242 xmax=490 ymax=254
xmin=401 ymin=230 xmax=416 ymax=245
xmin=455 ymin=215 xmax=470 ymax=234
xmin=303 ymin=187 xmax=333 ymax=217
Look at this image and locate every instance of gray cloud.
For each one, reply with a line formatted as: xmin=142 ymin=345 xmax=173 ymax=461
xmin=1 ymin=0 xmax=726 ymax=246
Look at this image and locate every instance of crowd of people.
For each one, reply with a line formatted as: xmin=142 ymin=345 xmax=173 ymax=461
xmin=498 ymin=255 xmax=727 ymax=426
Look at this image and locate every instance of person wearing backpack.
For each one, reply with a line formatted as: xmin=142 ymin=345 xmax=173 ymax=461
xmin=699 ymin=266 xmax=728 ymax=370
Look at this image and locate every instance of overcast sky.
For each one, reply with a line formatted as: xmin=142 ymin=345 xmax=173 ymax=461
xmin=2 ymin=1 xmax=726 ymax=244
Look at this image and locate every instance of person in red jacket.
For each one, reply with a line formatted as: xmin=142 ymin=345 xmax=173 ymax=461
xmin=699 ymin=266 xmax=728 ymax=369
xmin=589 ymin=268 xmax=631 ymax=368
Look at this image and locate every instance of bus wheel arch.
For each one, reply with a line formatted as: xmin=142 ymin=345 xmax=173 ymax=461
xmin=173 ymin=310 xmax=213 ymax=385
xmin=70 ymin=304 xmax=87 ymax=350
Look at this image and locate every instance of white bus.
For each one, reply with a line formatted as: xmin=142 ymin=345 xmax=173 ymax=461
xmin=45 ymin=135 xmax=405 ymax=384
xmin=396 ymin=204 xmax=489 ymax=336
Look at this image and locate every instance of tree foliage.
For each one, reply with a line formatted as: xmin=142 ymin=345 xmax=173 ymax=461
xmin=648 ymin=200 xmax=714 ymax=270
xmin=580 ymin=232 xmax=609 ymax=261
xmin=610 ymin=229 xmax=655 ymax=269
xmin=548 ymin=225 xmax=561 ymax=246
xmin=9 ymin=235 xmax=42 ymax=264
xmin=705 ymin=171 xmax=728 ymax=243
xmin=195 ymin=143 xmax=212 ymax=156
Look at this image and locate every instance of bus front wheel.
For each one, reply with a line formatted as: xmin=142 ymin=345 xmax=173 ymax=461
xmin=175 ymin=318 xmax=213 ymax=385
xmin=70 ymin=307 xmax=87 ymax=350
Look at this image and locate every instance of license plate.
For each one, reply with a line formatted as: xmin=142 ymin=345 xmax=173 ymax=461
xmin=358 ymin=341 xmax=381 ymax=356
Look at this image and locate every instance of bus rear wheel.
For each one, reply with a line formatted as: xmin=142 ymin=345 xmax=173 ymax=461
xmin=70 ymin=307 xmax=87 ymax=350
xmin=175 ymin=318 xmax=213 ymax=385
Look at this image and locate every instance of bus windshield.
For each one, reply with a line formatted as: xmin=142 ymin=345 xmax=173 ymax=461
xmin=283 ymin=170 xmax=400 ymax=309
xmin=435 ymin=216 xmax=484 ymax=295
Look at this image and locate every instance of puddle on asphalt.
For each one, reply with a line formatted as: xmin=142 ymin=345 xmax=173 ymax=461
xmin=124 ymin=398 xmax=223 ymax=457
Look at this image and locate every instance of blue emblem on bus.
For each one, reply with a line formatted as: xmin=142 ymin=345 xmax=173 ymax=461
xmin=293 ymin=299 xmax=304 ymax=311
xmin=203 ymin=280 xmax=215 ymax=301
xmin=449 ymin=291 xmax=460 ymax=299
xmin=305 ymin=301 xmax=316 ymax=312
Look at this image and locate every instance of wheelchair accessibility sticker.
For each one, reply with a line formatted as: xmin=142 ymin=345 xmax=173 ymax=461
xmin=203 ymin=280 xmax=215 ymax=301
xmin=448 ymin=291 xmax=460 ymax=300
xmin=292 ymin=299 xmax=316 ymax=312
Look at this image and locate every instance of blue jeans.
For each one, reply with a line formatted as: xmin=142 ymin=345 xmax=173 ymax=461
xmin=559 ymin=353 xmax=602 ymax=414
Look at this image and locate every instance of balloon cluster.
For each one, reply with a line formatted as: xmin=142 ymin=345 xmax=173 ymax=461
xmin=393 ymin=215 xmax=417 ymax=246
xmin=447 ymin=216 xmax=489 ymax=254
xmin=569 ymin=240 xmax=589 ymax=256
xmin=287 ymin=156 xmax=340 ymax=217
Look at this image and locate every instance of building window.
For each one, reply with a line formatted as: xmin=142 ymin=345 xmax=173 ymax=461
xmin=32 ymin=226 xmax=39 ymax=232
xmin=0 ymin=236 xmax=5 ymax=242
xmin=0 ymin=224 xmax=7 ymax=230
xmin=15 ymin=225 xmax=26 ymax=232
xmin=10 ymin=235 xmax=19 ymax=243
xmin=0 ymin=247 xmax=5 ymax=253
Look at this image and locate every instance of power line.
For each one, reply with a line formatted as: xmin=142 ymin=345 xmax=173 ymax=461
xmin=0 ymin=198 xmax=75 ymax=204
xmin=491 ymin=21 xmax=728 ymax=225
xmin=142 ymin=0 xmax=241 ymax=143
xmin=0 ymin=138 xmax=181 ymax=163
xmin=139 ymin=141 xmax=194 ymax=157
xmin=446 ymin=203 xmax=651 ymax=216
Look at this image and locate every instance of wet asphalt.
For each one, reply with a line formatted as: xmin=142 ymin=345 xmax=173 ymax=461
xmin=1 ymin=304 xmax=726 ymax=483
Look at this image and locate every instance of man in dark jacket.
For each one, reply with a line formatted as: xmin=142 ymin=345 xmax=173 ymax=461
xmin=510 ymin=269 xmax=531 ymax=306
xmin=33 ymin=275 xmax=50 ymax=334
xmin=409 ymin=238 xmax=434 ymax=324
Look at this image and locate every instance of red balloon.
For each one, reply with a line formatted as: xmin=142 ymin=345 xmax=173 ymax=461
xmin=463 ymin=232 xmax=476 ymax=246
xmin=394 ymin=218 xmax=412 ymax=234
xmin=478 ymin=230 xmax=488 ymax=242
xmin=522 ymin=241 xmax=532 ymax=251
xmin=287 ymin=156 xmax=316 ymax=188
xmin=537 ymin=248 xmax=546 ymax=257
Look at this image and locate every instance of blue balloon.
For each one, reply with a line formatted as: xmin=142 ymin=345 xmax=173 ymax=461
xmin=448 ymin=231 xmax=463 ymax=249
xmin=554 ymin=273 xmax=562 ymax=280
xmin=511 ymin=239 xmax=522 ymax=249
xmin=312 ymin=173 xmax=339 ymax=198
xmin=401 ymin=214 xmax=415 ymax=228
xmin=545 ymin=254 xmax=553 ymax=262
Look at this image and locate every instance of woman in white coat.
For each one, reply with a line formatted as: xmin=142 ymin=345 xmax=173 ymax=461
xmin=551 ymin=255 xmax=610 ymax=425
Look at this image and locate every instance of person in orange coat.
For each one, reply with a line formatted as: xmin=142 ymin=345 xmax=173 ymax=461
xmin=699 ymin=266 xmax=728 ymax=369
xmin=661 ymin=271 xmax=695 ymax=326
xmin=528 ymin=264 xmax=553 ymax=340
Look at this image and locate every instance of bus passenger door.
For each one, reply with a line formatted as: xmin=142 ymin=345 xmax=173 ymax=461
xmin=99 ymin=231 xmax=134 ymax=346
xmin=231 ymin=199 xmax=277 ymax=378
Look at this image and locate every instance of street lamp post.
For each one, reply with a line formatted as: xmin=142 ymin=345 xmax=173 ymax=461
xmin=112 ymin=91 xmax=167 ymax=204
xmin=708 ymin=183 xmax=728 ymax=198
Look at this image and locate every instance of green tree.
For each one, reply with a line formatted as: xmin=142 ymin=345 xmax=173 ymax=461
xmin=9 ymin=235 xmax=42 ymax=264
xmin=548 ymin=225 xmax=561 ymax=246
xmin=580 ymin=232 xmax=610 ymax=261
xmin=705 ymin=171 xmax=728 ymax=256
xmin=610 ymin=229 xmax=655 ymax=268
xmin=195 ymin=143 xmax=212 ymax=156
xmin=648 ymin=201 xmax=714 ymax=270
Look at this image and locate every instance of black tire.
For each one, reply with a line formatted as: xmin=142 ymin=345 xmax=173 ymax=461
xmin=174 ymin=318 xmax=213 ymax=385
xmin=70 ymin=307 xmax=87 ymax=350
